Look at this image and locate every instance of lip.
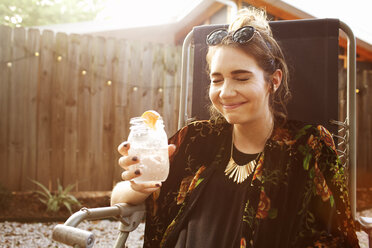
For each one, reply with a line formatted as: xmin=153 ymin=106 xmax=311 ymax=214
xmin=222 ymin=102 xmax=246 ymax=110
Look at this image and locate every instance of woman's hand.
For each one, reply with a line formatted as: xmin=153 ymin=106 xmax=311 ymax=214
xmin=117 ymin=141 xmax=176 ymax=194
xmin=111 ymin=142 xmax=175 ymax=206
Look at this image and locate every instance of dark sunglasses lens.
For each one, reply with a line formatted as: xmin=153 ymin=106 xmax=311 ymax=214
xmin=207 ymin=29 xmax=228 ymax=45
xmin=233 ymin=26 xmax=255 ymax=44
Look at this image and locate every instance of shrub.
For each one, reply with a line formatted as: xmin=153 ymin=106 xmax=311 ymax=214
xmin=31 ymin=179 xmax=81 ymax=213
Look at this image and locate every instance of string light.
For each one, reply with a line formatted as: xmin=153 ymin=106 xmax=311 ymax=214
xmin=1 ymin=45 xmax=180 ymax=92
xmin=356 ymin=89 xmax=360 ymax=94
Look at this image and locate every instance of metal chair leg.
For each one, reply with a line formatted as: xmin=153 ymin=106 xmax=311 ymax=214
xmin=359 ymin=216 xmax=372 ymax=247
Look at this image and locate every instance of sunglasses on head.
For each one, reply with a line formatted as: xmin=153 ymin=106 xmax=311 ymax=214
xmin=206 ymin=26 xmax=259 ymax=46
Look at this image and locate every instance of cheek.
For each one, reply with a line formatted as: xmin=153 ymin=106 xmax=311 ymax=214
xmin=250 ymin=82 xmax=270 ymax=98
xmin=208 ymin=86 xmax=217 ymax=102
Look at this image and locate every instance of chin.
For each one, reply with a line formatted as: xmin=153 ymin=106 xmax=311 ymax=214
xmin=223 ymin=115 xmax=244 ymax=124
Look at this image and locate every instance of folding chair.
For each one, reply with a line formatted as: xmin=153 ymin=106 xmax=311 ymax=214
xmin=179 ymin=18 xmax=371 ymax=246
xmin=53 ymin=18 xmax=372 ymax=247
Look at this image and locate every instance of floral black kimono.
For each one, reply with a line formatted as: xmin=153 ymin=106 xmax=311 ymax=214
xmin=144 ymin=119 xmax=360 ymax=247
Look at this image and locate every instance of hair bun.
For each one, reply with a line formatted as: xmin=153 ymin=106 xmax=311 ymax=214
xmin=229 ymin=7 xmax=272 ymax=36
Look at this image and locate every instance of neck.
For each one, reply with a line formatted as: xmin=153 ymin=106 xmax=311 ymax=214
xmin=233 ymin=114 xmax=274 ymax=154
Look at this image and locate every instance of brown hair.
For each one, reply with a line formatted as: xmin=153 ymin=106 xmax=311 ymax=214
xmin=206 ymin=7 xmax=291 ymax=122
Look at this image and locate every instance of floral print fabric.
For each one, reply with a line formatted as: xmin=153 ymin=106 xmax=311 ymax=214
xmin=144 ymin=119 xmax=359 ymax=247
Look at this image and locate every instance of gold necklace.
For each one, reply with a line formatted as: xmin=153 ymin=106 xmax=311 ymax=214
xmin=224 ymin=135 xmax=262 ymax=184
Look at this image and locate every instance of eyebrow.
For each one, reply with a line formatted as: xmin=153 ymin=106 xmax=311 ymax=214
xmin=230 ymin=70 xmax=253 ymax=75
xmin=210 ymin=72 xmax=222 ymax=77
xmin=210 ymin=70 xmax=253 ymax=77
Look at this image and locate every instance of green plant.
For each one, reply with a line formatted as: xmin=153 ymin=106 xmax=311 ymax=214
xmin=0 ymin=183 xmax=12 ymax=211
xmin=31 ymin=179 xmax=81 ymax=213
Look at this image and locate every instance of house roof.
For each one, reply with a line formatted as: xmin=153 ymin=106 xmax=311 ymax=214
xmin=267 ymin=0 xmax=372 ymax=61
xmin=280 ymin=0 xmax=372 ymax=46
xmin=35 ymin=0 xmax=372 ymax=61
xmin=34 ymin=0 xmax=215 ymax=44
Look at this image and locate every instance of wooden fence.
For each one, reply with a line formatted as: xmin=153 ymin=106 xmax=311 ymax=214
xmin=1 ymin=25 xmax=372 ymax=192
xmin=0 ymin=25 xmax=182 ymax=191
xmin=339 ymin=63 xmax=372 ymax=187
xmin=355 ymin=66 xmax=372 ymax=186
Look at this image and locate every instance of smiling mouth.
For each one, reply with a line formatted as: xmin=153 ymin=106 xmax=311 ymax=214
xmin=222 ymin=102 xmax=246 ymax=110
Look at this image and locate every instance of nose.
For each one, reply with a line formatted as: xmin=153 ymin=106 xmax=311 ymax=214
xmin=219 ymin=79 xmax=236 ymax=98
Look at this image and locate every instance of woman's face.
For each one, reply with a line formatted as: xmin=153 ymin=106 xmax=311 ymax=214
xmin=208 ymin=46 xmax=272 ymax=125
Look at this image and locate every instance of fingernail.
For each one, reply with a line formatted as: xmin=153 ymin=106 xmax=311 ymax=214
xmin=134 ymin=169 xmax=141 ymax=175
xmin=132 ymin=156 xmax=138 ymax=162
xmin=155 ymin=183 xmax=160 ymax=187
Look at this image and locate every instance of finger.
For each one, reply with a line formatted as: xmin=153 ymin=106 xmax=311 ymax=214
xmin=118 ymin=141 xmax=130 ymax=156
xmin=130 ymin=181 xmax=161 ymax=194
xmin=118 ymin=155 xmax=140 ymax=170
xmin=168 ymin=144 xmax=176 ymax=157
xmin=121 ymin=168 xmax=141 ymax=181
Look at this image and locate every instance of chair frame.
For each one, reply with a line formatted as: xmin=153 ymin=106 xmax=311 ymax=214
xmin=178 ymin=19 xmax=372 ymax=246
xmin=52 ymin=203 xmax=145 ymax=248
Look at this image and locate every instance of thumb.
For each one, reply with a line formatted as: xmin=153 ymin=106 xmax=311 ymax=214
xmin=168 ymin=144 xmax=176 ymax=157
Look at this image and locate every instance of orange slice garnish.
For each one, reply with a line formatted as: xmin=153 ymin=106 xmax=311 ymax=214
xmin=141 ymin=110 xmax=160 ymax=129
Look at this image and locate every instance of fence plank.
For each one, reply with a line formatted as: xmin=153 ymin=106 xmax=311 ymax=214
xmin=101 ymin=38 xmax=116 ymax=190
xmin=357 ymin=70 xmax=372 ymax=173
xmin=141 ymin=42 xmax=154 ymax=112
xmin=364 ymin=71 xmax=372 ymax=172
xmin=63 ymin=34 xmax=80 ymax=188
xmin=8 ymin=28 xmax=27 ymax=190
xmin=90 ymin=36 xmax=105 ymax=190
xmin=49 ymin=32 xmax=69 ymax=190
xmin=163 ymin=45 xmax=181 ymax=136
xmin=76 ymin=35 xmax=93 ymax=191
xmin=128 ymin=42 xmax=144 ymax=118
xmin=0 ymin=26 xmax=12 ymax=189
xmin=175 ymin=46 xmax=183 ymax=132
xmin=21 ymin=28 xmax=40 ymax=190
xmin=151 ymin=44 xmax=165 ymax=118
xmin=112 ymin=40 xmax=130 ymax=186
xmin=36 ymin=30 xmax=54 ymax=189
xmin=162 ymin=45 xmax=171 ymax=135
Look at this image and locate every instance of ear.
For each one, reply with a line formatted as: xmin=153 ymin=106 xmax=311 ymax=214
xmin=271 ymin=69 xmax=282 ymax=92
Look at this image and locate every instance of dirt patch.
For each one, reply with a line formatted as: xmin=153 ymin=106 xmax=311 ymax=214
xmin=0 ymin=191 xmax=111 ymax=222
xmin=1 ymin=188 xmax=372 ymax=222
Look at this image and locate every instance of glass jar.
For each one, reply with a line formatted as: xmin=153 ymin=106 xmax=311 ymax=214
xmin=127 ymin=116 xmax=169 ymax=182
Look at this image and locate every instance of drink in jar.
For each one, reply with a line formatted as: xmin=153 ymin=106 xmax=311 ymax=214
xmin=127 ymin=111 xmax=169 ymax=182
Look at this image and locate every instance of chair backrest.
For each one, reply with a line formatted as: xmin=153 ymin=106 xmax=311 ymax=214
xmin=180 ymin=18 xmax=357 ymax=220
xmin=190 ymin=19 xmax=340 ymax=134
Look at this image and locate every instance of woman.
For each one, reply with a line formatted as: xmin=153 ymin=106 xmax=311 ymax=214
xmin=111 ymin=7 xmax=360 ymax=248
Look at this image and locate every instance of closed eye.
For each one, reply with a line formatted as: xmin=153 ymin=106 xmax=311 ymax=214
xmin=231 ymin=70 xmax=253 ymax=82
xmin=211 ymin=79 xmax=223 ymax=84
xmin=210 ymin=72 xmax=224 ymax=84
xmin=235 ymin=77 xmax=250 ymax=82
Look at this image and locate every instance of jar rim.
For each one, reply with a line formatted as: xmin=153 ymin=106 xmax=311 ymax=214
xmin=129 ymin=116 xmax=163 ymax=122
